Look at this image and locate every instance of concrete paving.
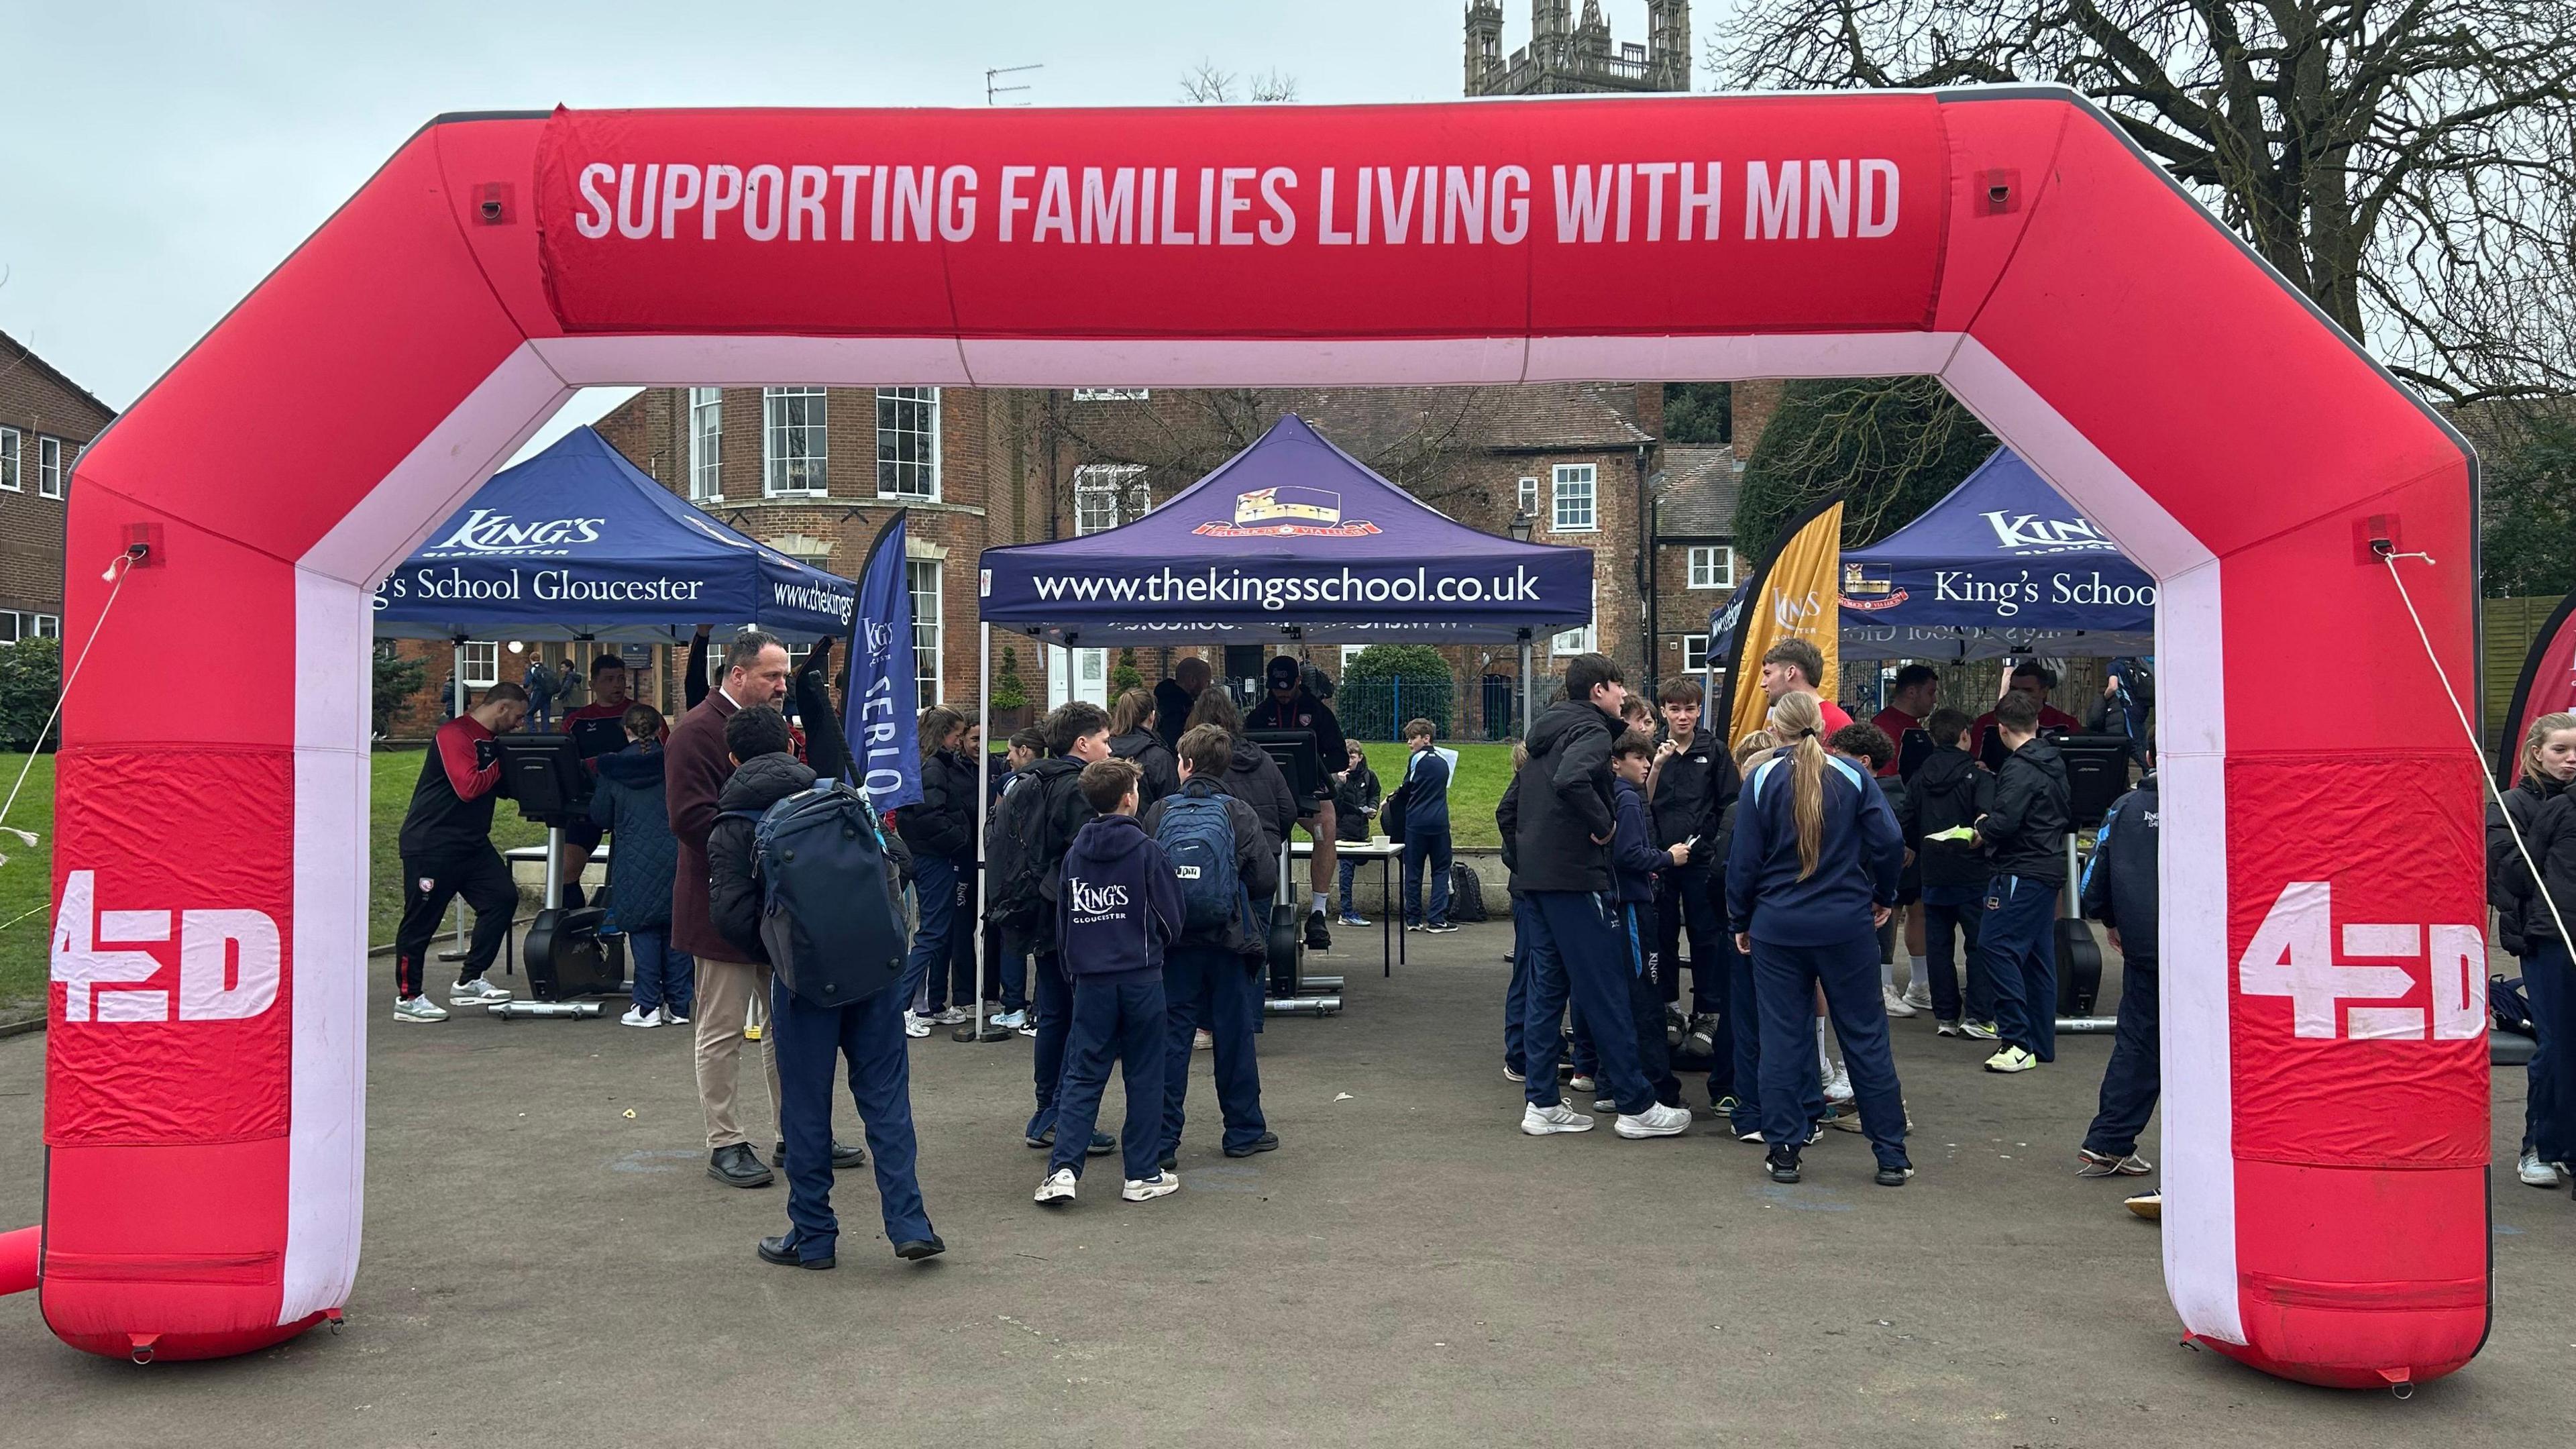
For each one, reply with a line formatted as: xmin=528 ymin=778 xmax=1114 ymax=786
xmin=0 ymin=925 xmax=2571 ymax=1448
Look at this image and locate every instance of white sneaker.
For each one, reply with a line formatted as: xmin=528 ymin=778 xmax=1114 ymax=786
xmin=449 ymin=976 xmax=512 ymax=1006
xmin=1034 ymin=1167 xmax=1079 ymax=1205
xmin=1882 ymin=987 xmax=1917 ymax=1018
xmin=619 ymin=1005 xmax=664 ymax=1028
xmin=1568 ymin=1074 xmax=1598 ymax=1093
xmin=392 ymin=994 xmax=449 ymax=1024
xmin=1121 ymin=1171 xmax=1180 ymax=1202
xmin=1503 ymin=1064 xmax=1527 ymax=1083
xmin=2518 ymin=1152 xmax=2562 ymax=1187
xmin=663 ymin=1004 xmax=691 ymax=1025
xmin=930 ymin=1006 xmax=971 ymax=1026
xmin=1823 ymin=1069 xmax=1854 ymax=1104
xmin=1520 ymin=1101 xmax=1596 ymax=1135
xmin=989 ymin=1009 xmax=1028 ymax=1030
xmin=1984 ymin=1045 xmax=2039 ymax=1073
xmin=1615 ymin=1102 xmax=1693 ymax=1138
xmin=1902 ymin=982 xmax=1935 ymax=1011
xmin=1960 ymin=1020 xmax=2000 ymax=1041
xmin=1193 ymin=1028 xmax=1214 ymax=1052
xmin=1014 ymin=1018 xmax=1039 ymax=1038
xmin=903 ymin=1012 xmax=933 ymax=1039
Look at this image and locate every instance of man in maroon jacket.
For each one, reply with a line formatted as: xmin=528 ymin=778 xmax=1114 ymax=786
xmin=668 ymin=631 xmax=796 ymax=1188
xmin=391 ymin=682 xmax=529 ymax=1024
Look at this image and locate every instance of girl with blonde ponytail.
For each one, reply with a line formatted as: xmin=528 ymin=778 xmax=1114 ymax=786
xmin=1727 ymin=686 xmax=1911 ymax=1187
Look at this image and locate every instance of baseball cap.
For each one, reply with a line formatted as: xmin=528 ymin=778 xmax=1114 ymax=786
xmin=1267 ymin=657 xmax=1301 ymax=688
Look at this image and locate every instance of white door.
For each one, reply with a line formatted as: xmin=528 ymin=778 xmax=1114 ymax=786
xmin=1075 ymin=648 xmax=1109 ymax=708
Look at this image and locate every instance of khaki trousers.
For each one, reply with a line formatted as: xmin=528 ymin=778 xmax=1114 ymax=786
xmin=694 ymin=957 xmax=782 ymax=1150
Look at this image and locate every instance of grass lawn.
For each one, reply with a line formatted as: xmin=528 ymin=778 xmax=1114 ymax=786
xmin=1354 ymin=741 xmax=1511 ymax=850
xmin=0 ymin=751 xmax=549 ymax=1012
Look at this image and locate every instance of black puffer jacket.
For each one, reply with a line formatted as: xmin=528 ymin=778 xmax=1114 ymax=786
xmin=1334 ymin=761 xmax=1380 ymax=843
xmin=1978 ymin=737 xmax=2072 ymax=884
xmin=1511 ymin=699 xmax=1621 ymax=894
xmin=707 ymin=753 xmax=818 ymax=963
xmin=2493 ymin=772 xmax=2575 ymax=957
xmin=1902 ymin=746 xmax=1993 ymax=891
xmin=900 ymin=748 xmax=978 ymax=863
xmin=1226 ymin=737 xmax=1299 ymax=855
xmin=1109 ymin=728 xmax=1181 ymax=809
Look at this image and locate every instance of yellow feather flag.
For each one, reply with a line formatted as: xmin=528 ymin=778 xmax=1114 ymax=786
xmin=1707 ymin=495 xmax=1844 ymax=749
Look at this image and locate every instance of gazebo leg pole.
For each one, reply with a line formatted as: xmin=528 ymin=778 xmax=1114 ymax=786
xmin=1517 ymin=633 xmax=1533 ymax=739
xmin=957 ymin=622 xmax=1000 ymax=1044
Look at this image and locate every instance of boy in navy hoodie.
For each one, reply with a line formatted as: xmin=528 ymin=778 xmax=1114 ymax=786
xmin=1608 ymin=729 xmax=1688 ymax=1112
xmin=1036 ymin=758 xmax=1185 ymax=1206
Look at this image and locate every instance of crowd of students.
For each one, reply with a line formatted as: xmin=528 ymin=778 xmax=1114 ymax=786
xmin=394 ymin=627 xmax=2174 ymax=1263
xmin=1496 ymin=639 xmax=2162 ymax=1196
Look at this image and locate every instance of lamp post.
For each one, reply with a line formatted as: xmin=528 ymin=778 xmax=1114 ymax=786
xmin=1509 ymin=510 xmax=1535 ymax=738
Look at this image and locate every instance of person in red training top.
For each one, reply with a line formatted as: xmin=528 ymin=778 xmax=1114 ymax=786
xmin=1972 ymin=661 xmax=2084 ymax=770
xmin=1758 ymin=639 xmax=1851 ymax=734
xmin=391 ymin=681 xmax=529 ymax=1023
xmin=1870 ymin=664 xmax=1939 ymax=780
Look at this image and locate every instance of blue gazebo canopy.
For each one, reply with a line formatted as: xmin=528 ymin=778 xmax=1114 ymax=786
xmin=978 ymin=414 xmax=1594 ymax=647
xmin=1835 ymin=447 xmax=2155 ymax=661
xmin=371 ymin=426 xmax=857 ymax=643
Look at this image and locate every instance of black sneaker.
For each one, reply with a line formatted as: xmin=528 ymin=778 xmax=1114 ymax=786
xmin=1875 ymin=1163 xmax=1915 ymax=1187
xmin=757 ymin=1233 xmax=832 ymax=1269
xmin=1306 ymin=912 xmax=1331 ymax=951
xmin=1086 ymin=1130 xmax=1116 ymax=1157
xmin=1159 ymin=1150 xmax=1179 ymax=1171
xmin=708 ymin=1143 xmax=774 ymax=1188
xmin=893 ymin=1234 xmax=947 ymax=1261
xmin=1766 ymin=1149 xmax=1802 ymax=1183
xmin=1224 ymin=1131 xmax=1280 ymax=1158
xmin=1424 ymin=921 xmax=1460 ymax=934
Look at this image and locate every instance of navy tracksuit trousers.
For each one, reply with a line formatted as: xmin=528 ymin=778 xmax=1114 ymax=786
xmin=1728 ymin=928 xmax=1819 ymax=1136
xmin=1505 ymin=894 xmax=1550 ymax=1075
xmin=1656 ymin=865 xmax=1726 ymax=1013
xmin=2522 ymin=940 xmax=2576 ymax=1163
xmin=2082 ymin=957 xmax=2159 ymax=1159
xmin=1025 ymin=950 xmax=1075 ymax=1140
xmin=769 ymin=979 xmax=932 ymax=1262
xmin=1750 ymin=931 xmax=1909 ymax=1169
xmin=1051 ymin=976 xmax=1169 ymax=1184
xmin=1519 ymin=891 xmax=1654 ymax=1116
xmin=1981 ymin=875 xmax=2059 ymax=1060
xmin=1919 ymin=883 xmax=1989 ymax=1024
xmin=1622 ymin=902 xmax=1682 ymax=1108
xmin=1162 ymin=943 xmax=1268 ymax=1156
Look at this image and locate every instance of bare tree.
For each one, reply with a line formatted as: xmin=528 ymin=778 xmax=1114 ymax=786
xmin=1710 ymin=0 xmax=2576 ymax=405
xmin=1178 ymin=61 xmax=1301 ymax=104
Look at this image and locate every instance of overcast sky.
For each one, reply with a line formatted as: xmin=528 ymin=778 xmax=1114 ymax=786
xmin=0 ymin=1 xmax=1679 ymax=455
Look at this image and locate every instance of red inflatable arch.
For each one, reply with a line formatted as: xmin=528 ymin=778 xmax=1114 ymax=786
xmin=30 ymin=91 xmax=2484 ymax=1385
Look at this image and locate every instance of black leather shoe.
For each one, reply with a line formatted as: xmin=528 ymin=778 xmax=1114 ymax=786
xmin=709 ymin=1143 xmax=774 ymax=1188
xmin=1224 ymin=1131 xmax=1280 ymax=1159
xmin=772 ymin=1139 xmax=868 ymax=1171
xmin=1305 ymin=912 xmax=1331 ymax=951
xmin=758 ymin=1234 xmax=833 ymax=1270
xmin=893 ymin=1234 xmax=946 ymax=1261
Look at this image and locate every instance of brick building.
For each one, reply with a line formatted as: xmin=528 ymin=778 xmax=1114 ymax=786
xmin=0 ymin=331 xmax=113 ymax=642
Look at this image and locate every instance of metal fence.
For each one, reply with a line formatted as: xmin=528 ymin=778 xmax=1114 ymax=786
xmin=1332 ymin=676 xmax=1456 ymax=742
